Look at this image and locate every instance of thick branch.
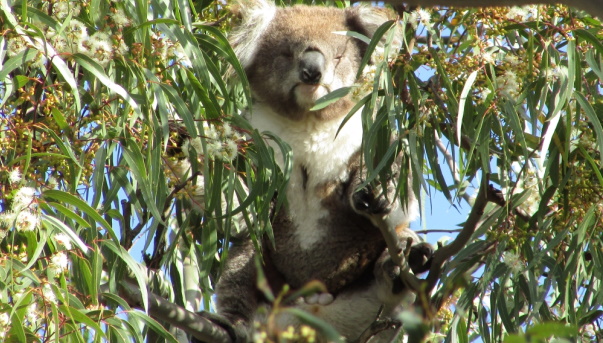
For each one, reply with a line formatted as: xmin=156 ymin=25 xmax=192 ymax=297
xmin=384 ymin=0 xmax=602 ymax=18
xmin=104 ymin=280 xmax=232 ymax=343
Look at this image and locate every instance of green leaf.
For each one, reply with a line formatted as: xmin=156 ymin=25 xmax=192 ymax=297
xmin=0 ymin=49 xmax=38 ymax=81
xmin=41 ymin=214 xmax=90 ymax=254
xmin=121 ymin=138 xmax=164 ymax=220
xmin=525 ymin=322 xmax=577 ymax=339
xmin=457 ymin=70 xmax=478 ymax=145
xmin=576 ymin=92 xmax=603 ymax=167
xmin=310 ymin=87 xmax=352 ymax=111
xmin=42 ymin=190 xmax=116 ymax=243
xmin=128 ymin=311 xmax=180 ymax=343
xmin=354 ymin=20 xmax=395 ymax=80
xmin=105 ymin=240 xmax=149 ymax=311
xmin=59 ymin=305 xmax=106 ymax=338
xmin=72 ymin=53 xmax=139 ymax=113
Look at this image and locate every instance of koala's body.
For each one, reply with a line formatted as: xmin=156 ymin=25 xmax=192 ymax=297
xmin=211 ymin=2 xmax=432 ymax=342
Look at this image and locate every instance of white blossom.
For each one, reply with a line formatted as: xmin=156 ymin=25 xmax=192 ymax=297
xmin=42 ymin=284 xmax=57 ymax=304
xmin=8 ymin=169 xmax=21 ymax=184
xmin=206 ymin=141 xmax=223 ymax=159
xmin=222 ymin=139 xmax=239 ymax=162
xmin=50 ymin=251 xmax=70 ymax=273
xmin=26 ymin=303 xmax=38 ymax=325
xmin=54 ymin=233 xmax=72 ymax=249
xmin=203 ymin=122 xmax=220 ymax=141
xmin=526 ymin=5 xmax=539 ymax=19
xmin=498 ymin=70 xmax=520 ymax=99
xmin=481 ymin=51 xmax=495 ymax=65
xmin=111 ymin=8 xmax=132 ymax=28
xmin=53 ymin=1 xmax=81 ymax=19
xmin=0 ymin=207 xmax=40 ymax=232
xmin=222 ymin=123 xmax=233 ymax=137
xmin=415 ymin=9 xmax=432 ymax=26
xmin=6 ymin=35 xmax=28 ymax=57
xmin=502 ymin=251 xmax=524 ymax=273
xmin=185 ymin=137 xmax=203 ymax=155
xmin=0 ymin=313 xmax=9 ymax=326
xmin=65 ymin=19 xmax=88 ymax=43
xmin=544 ymin=66 xmax=564 ymax=81
xmin=13 ymin=187 xmax=36 ymax=210
xmin=86 ymin=32 xmax=114 ymax=67
xmin=506 ymin=7 xmax=529 ymax=21
xmin=115 ymin=38 xmax=129 ymax=56
xmin=0 ymin=211 xmax=15 ymax=228
xmin=504 ymin=54 xmax=520 ymax=66
xmin=15 ymin=210 xmax=41 ymax=231
xmin=478 ymin=87 xmax=492 ymax=100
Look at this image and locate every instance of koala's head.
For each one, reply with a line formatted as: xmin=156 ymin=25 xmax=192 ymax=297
xmin=230 ymin=1 xmax=396 ymax=121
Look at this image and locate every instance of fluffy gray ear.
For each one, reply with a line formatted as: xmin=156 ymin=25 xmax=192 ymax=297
xmin=230 ymin=0 xmax=277 ymax=69
xmin=344 ymin=6 xmax=402 ymax=53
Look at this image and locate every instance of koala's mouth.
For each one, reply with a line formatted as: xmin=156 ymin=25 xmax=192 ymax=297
xmin=293 ymin=83 xmax=331 ymax=108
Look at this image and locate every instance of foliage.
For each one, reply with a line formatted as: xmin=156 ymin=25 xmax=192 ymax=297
xmin=0 ymin=0 xmax=602 ymax=342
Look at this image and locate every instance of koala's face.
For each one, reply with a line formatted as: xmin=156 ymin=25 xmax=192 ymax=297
xmin=233 ymin=4 xmax=393 ymax=122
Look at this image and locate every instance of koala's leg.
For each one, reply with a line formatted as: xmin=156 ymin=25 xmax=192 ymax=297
xmin=212 ymin=240 xmax=259 ymax=343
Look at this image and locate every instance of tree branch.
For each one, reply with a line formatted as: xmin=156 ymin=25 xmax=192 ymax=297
xmin=103 ymin=280 xmax=233 ymax=343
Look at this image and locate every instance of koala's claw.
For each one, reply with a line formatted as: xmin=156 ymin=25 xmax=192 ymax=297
xmin=305 ymin=293 xmax=335 ymax=306
xmin=352 ymin=185 xmax=393 ymax=216
xmin=408 ymin=242 xmax=434 ymax=275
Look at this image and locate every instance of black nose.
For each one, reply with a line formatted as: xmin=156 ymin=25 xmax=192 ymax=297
xmin=299 ymin=50 xmax=325 ymax=85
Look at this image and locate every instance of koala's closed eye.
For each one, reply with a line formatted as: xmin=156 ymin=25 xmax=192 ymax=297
xmin=280 ymin=50 xmax=294 ymax=59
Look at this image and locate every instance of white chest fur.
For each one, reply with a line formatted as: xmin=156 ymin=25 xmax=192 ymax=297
xmin=247 ymin=104 xmax=363 ymax=249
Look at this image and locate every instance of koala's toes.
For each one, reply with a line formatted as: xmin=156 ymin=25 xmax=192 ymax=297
xmin=381 ymin=258 xmax=405 ymax=294
xmin=408 ymin=242 xmax=434 ymax=275
xmin=304 ymin=293 xmax=335 ymax=306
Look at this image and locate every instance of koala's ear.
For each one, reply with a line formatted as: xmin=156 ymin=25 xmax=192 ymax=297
xmin=230 ymin=0 xmax=277 ymax=69
xmin=344 ymin=6 xmax=402 ymax=54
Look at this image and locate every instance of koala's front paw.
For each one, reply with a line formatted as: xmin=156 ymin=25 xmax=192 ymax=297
xmin=352 ymin=184 xmax=395 ymax=216
xmin=408 ymin=242 xmax=434 ymax=275
xmin=376 ymin=242 xmax=434 ymax=296
xmin=193 ymin=311 xmax=249 ymax=343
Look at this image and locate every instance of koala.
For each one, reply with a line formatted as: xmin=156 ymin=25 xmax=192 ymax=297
xmin=200 ymin=2 xmax=434 ymax=342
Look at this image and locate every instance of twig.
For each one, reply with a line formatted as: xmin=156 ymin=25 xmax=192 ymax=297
xmin=413 ymin=228 xmax=463 ymax=234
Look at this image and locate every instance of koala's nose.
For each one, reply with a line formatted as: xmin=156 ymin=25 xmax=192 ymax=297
xmin=299 ymin=50 xmax=325 ymax=85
